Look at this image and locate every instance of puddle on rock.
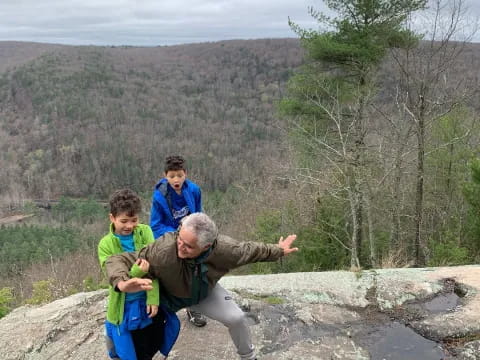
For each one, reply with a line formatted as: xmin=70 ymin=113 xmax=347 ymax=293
xmin=401 ymin=279 xmax=466 ymax=318
xmin=417 ymin=278 xmax=466 ymax=315
xmin=359 ymin=321 xmax=451 ymax=360
xmin=423 ymin=293 xmax=460 ymax=313
xmin=256 ymin=305 xmax=342 ymax=354
xmin=252 ymin=300 xmax=460 ymax=358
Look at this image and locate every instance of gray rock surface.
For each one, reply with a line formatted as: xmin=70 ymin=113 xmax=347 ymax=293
xmin=0 ymin=290 xmax=107 ymax=360
xmin=1 ymin=265 xmax=480 ymax=359
xmin=458 ymin=340 xmax=480 ymax=360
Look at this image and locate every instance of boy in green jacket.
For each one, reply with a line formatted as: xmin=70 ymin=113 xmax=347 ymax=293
xmin=98 ymin=188 xmax=162 ymax=360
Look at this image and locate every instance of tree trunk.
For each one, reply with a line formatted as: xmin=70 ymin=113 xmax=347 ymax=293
xmin=414 ymin=110 xmax=425 ymax=266
xmin=348 ymin=177 xmax=361 ymax=269
xmin=365 ymin=194 xmax=377 ymax=267
xmin=389 ymin=124 xmax=412 ymax=255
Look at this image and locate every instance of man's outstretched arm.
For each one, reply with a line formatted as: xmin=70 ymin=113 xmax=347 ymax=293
xmin=222 ymin=233 xmax=298 ymax=268
xmin=105 ymin=251 xmax=140 ymax=291
xmin=105 ymin=240 xmax=163 ymax=291
xmin=107 ymin=252 xmax=154 ymax=293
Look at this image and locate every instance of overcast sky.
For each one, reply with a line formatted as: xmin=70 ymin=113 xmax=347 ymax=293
xmin=0 ymin=0 xmax=479 ymax=46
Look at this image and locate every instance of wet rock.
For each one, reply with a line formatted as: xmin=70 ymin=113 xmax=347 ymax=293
xmin=2 ymin=266 xmax=480 ymax=359
xmin=373 ymin=268 xmax=444 ymax=310
xmin=354 ymin=321 xmax=447 ymax=360
xmin=260 ymin=337 xmax=370 ymax=360
xmin=458 ymin=340 xmax=480 ymax=360
xmin=294 ymin=303 xmax=360 ymax=326
xmin=423 ymin=292 xmax=460 ymax=313
xmin=408 ymin=286 xmax=480 ymax=341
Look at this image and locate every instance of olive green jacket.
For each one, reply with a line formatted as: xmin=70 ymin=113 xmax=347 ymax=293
xmin=98 ymin=223 xmax=160 ymax=325
xmin=105 ymin=231 xmax=284 ymax=311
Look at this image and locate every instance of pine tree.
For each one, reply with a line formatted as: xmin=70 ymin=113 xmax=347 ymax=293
xmin=280 ymin=0 xmax=426 ymax=268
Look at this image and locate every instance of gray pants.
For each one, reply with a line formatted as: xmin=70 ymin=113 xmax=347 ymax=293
xmin=190 ymin=284 xmax=256 ymax=360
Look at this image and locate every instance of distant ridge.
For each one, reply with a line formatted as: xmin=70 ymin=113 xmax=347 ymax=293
xmin=0 ymin=38 xmax=304 ymax=200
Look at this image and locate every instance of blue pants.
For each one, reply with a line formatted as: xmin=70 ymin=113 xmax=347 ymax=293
xmin=105 ymin=299 xmax=153 ymax=360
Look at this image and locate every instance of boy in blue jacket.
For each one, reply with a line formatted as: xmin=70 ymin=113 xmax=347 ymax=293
xmin=150 ymin=155 xmax=206 ymax=327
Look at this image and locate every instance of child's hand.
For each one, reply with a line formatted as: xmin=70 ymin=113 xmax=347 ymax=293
xmin=147 ymin=304 xmax=158 ymax=318
xmin=135 ymin=258 xmax=150 ymax=272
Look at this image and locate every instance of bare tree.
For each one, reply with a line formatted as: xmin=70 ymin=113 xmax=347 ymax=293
xmin=390 ymin=0 xmax=477 ymax=265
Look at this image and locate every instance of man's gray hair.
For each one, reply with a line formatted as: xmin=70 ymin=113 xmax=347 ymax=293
xmin=181 ymin=213 xmax=218 ymax=247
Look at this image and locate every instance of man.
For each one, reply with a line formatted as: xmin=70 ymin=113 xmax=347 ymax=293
xmin=105 ymin=212 xmax=298 ymax=360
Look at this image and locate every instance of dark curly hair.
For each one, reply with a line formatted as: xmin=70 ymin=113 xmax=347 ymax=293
xmin=164 ymin=155 xmax=186 ymax=173
xmin=109 ymin=188 xmax=141 ymax=217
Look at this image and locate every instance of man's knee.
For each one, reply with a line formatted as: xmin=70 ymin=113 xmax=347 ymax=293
xmin=223 ymin=310 xmax=247 ymax=328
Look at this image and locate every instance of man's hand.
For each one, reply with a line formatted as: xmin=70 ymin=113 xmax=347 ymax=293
xmin=117 ymin=278 xmax=153 ymax=292
xmin=135 ymin=258 xmax=150 ymax=273
xmin=278 ymin=234 xmax=298 ymax=255
xmin=147 ymin=304 xmax=158 ymax=318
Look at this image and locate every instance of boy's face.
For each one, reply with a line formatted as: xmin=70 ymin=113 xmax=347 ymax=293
xmin=165 ymin=169 xmax=186 ymax=193
xmin=109 ymin=212 xmax=138 ymax=236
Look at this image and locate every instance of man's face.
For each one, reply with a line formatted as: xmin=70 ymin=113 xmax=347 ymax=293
xmin=165 ymin=169 xmax=186 ymax=193
xmin=176 ymin=227 xmax=209 ymax=259
xmin=109 ymin=212 xmax=138 ymax=236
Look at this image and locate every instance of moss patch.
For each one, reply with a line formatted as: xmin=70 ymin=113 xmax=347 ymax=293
xmin=232 ymin=289 xmax=285 ymax=305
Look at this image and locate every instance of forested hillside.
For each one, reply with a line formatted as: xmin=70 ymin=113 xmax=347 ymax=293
xmin=0 ymin=39 xmax=303 ymax=202
xmin=0 ymin=42 xmax=65 ymax=73
xmin=2 ymin=39 xmax=480 ymax=205
xmin=2 ymin=33 xmax=480 ymax=314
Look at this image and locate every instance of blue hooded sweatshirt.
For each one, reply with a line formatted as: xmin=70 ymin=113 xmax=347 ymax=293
xmin=150 ymin=178 xmax=202 ymax=239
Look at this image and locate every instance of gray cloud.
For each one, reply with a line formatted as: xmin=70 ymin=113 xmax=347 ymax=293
xmin=0 ymin=0 xmax=320 ymax=45
xmin=0 ymin=0 xmax=478 ymax=46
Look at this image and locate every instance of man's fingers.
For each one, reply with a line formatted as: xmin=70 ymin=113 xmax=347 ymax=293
xmin=286 ymin=247 xmax=299 ymax=254
xmin=278 ymin=234 xmax=298 ymax=256
xmin=138 ymin=279 xmax=153 ymax=290
xmin=119 ymin=278 xmax=153 ymax=292
xmin=285 ymin=234 xmax=297 ymax=244
xmin=280 ymin=234 xmax=297 ymax=246
xmin=132 ymin=278 xmax=149 ymax=286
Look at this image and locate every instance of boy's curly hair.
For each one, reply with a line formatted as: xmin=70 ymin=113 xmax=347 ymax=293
xmin=164 ymin=155 xmax=186 ymax=173
xmin=109 ymin=188 xmax=141 ymax=217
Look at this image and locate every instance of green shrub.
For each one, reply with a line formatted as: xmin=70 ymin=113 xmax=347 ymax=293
xmin=52 ymin=197 xmax=107 ymax=224
xmin=0 ymin=225 xmax=81 ymax=276
xmin=82 ymin=276 xmax=108 ymax=291
xmin=25 ymin=279 xmax=55 ymax=305
xmin=246 ymin=196 xmax=349 ymax=274
xmin=0 ymin=287 xmax=14 ymax=318
xmin=428 ymin=233 xmax=471 ymax=266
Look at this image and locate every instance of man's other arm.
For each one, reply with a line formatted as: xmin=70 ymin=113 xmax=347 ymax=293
xmin=223 ymin=234 xmax=298 ymax=268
